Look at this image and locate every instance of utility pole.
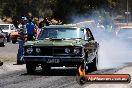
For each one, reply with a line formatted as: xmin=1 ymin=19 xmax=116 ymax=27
xmin=125 ymin=0 xmax=130 ymax=25
xmin=127 ymin=0 xmax=128 ymax=25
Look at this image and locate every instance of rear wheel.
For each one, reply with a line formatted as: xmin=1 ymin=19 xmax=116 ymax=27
xmin=26 ymin=62 xmax=36 ymax=74
xmin=0 ymin=42 xmax=5 ymax=47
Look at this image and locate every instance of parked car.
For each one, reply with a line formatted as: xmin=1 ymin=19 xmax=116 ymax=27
xmin=10 ymin=31 xmax=19 ymax=44
xmin=22 ymin=25 xmax=99 ymax=74
xmin=0 ymin=24 xmax=16 ymax=42
xmin=0 ymin=29 xmax=6 ymax=47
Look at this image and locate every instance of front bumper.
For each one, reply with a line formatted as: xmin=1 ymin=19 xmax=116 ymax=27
xmin=23 ymin=56 xmax=84 ymax=66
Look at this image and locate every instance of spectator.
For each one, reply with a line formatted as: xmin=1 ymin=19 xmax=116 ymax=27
xmin=26 ymin=19 xmax=35 ymax=41
xmin=39 ymin=17 xmax=50 ymax=28
xmin=18 ymin=22 xmax=23 ymax=29
xmin=43 ymin=17 xmax=50 ymax=26
xmin=17 ymin=28 xmax=25 ymax=64
xmin=18 ymin=17 xmax=27 ymax=34
xmin=34 ymin=24 xmax=39 ymax=38
xmin=16 ymin=17 xmax=28 ymax=64
xmin=38 ymin=20 xmax=44 ymax=28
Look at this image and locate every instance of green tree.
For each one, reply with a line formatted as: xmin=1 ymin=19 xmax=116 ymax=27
xmin=2 ymin=0 xmax=130 ymax=23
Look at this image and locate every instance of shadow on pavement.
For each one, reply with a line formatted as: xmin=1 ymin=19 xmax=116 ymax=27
xmin=22 ymin=69 xmax=78 ymax=76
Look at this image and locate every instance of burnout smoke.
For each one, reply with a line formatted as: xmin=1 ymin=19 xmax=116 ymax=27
xmin=92 ymin=23 xmax=132 ymax=69
xmin=74 ymin=21 xmax=132 ymax=70
xmin=98 ymin=38 xmax=132 ymax=69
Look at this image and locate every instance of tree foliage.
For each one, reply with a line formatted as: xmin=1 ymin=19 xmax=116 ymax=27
xmin=0 ymin=0 xmax=131 ymax=22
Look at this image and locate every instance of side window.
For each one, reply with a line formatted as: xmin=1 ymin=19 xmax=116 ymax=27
xmin=10 ymin=25 xmax=15 ymax=30
xmin=81 ymin=29 xmax=85 ymax=39
xmin=86 ymin=28 xmax=94 ymax=41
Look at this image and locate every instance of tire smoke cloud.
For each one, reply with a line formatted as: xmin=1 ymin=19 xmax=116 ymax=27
xmin=93 ymin=25 xmax=132 ymax=70
xmin=72 ymin=15 xmax=132 ymax=70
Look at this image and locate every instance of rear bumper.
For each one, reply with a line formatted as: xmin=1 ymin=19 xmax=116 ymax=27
xmin=10 ymin=35 xmax=17 ymax=40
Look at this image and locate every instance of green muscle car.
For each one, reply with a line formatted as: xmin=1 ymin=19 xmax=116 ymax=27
xmin=23 ymin=25 xmax=99 ymax=74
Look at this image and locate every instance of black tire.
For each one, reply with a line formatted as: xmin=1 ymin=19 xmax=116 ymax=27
xmin=86 ymin=57 xmax=97 ymax=73
xmin=41 ymin=64 xmax=50 ymax=74
xmin=0 ymin=61 xmax=3 ymax=66
xmin=7 ymin=36 xmax=10 ymax=42
xmin=0 ymin=42 xmax=5 ymax=47
xmin=26 ymin=62 xmax=36 ymax=74
xmin=76 ymin=76 xmax=86 ymax=85
xmin=12 ymin=40 xmax=17 ymax=44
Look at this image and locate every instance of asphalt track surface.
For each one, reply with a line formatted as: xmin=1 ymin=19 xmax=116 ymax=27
xmin=0 ymin=67 xmax=118 ymax=88
xmin=0 ymin=43 xmax=118 ymax=88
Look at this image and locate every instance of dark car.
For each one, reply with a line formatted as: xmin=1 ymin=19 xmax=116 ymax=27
xmin=0 ymin=29 xmax=5 ymax=47
xmin=22 ymin=25 xmax=99 ymax=74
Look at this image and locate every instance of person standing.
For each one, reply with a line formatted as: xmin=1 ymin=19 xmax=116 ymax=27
xmin=17 ymin=28 xmax=25 ymax=64
xmin=26 ymin=19 xmax=35 ymax=41
xmin=16 ymin=17 xmax=27 ymax=64
xmin=43 ymin=17 xmax=50 ymax=26
xmin=39 ymin=17 xmax=50 ymax=28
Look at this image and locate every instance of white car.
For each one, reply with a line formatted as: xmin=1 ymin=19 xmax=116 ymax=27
xmin=0 ymin=24 xmax=16 ymax=42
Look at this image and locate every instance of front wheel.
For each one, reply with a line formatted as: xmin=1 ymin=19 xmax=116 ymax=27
xmin=76 ymin=76 xmax=86 ymax=85
xmin=26 ymin=62 xmax=36 ymax=74
xmin=86 ymin=57 xmax=97 ymax=73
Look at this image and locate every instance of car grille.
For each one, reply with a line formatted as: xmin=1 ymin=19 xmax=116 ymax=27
xmin=25 ymin=46 xmax=82 ymax=56
xmin=39 ymin=47 xmax=53 ymax=56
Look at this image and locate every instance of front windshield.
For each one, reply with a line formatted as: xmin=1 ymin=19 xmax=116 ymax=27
xmin=38 ymin=28 xmax=84 ymax=39
xmin=0 ymin=25 xmax=9 ymax=30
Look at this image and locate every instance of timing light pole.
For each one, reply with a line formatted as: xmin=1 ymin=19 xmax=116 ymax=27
xmin=126 ymin=0 xmax=130 ymax=25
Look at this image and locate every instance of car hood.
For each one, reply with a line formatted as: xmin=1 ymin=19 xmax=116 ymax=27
xmin=10 ymin=32 xmax=19 ymax=36
xmin=24 ymin=39 xmax=84 ymax=47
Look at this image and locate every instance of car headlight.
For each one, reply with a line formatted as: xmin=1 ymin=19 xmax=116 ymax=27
xmin=26 ymin=47 xmax=33 ymax=54
xmin=65 ymin=48 xmax=70 ymax=53
xmin=36 ymin=48 xmax=41 ymax=53
xmin=73 ymin=48 xmax=80 ymax=54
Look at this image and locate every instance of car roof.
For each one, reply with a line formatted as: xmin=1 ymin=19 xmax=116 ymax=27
xmin=44 ymin=25 xmax=82 ymax=29
xmin=116 ymin=26 xmax=132 ymax=33
xmin=0 ymin=23 xmax=14 ymax=25
xmin=119 ymin=26 xmax=132 ymax=29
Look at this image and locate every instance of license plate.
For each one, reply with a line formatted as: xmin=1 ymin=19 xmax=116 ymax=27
xmin=47 ymin=59 xmax=60 ymax=63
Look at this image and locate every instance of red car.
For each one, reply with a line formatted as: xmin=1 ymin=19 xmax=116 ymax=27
xmin=0 ymin=30 xmax=5 ymax=47
xmin=10 ymin=31 xmax=19 ymax=44
xmin=10 ymin=31 xmax=28 ymax=44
